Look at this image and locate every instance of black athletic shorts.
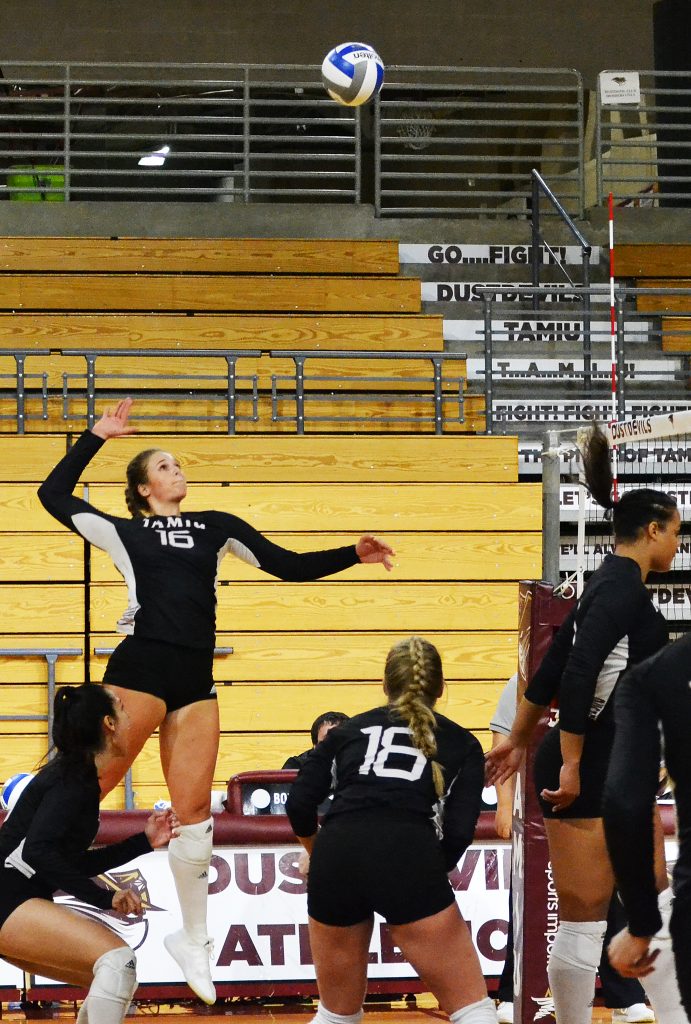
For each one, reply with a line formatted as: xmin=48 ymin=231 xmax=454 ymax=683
xmin=533 ymin=720 xmax=614 ymax=819
xmin=102 ymin=636 xmax=217 ymax=714
xmin=307 ymin=809 xmax=456 ymax=927
xmin=0 ymin=866 xmax=52 ymax=929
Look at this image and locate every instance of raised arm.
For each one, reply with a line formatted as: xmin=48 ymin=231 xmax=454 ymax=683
xmin=38 ymin=399 xmax=135 ymax=534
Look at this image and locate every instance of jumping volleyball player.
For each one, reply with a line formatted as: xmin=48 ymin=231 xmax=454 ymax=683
xmin=485 ymin=423 xmax=686 ymax=1024
xmin=38 ymin=398 xmax=394 ymax=1005
xmin=286 ymin=636 xmax=497 ymax=1024
xmin=603 ymin=631 xmax=691 ymax=1015
xmin=0 ymin=684 xmax=174 ymax=1024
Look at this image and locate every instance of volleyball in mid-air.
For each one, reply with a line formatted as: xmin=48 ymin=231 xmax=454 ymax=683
xmin=321 ymin=43 xmax=384 ymax=107
xmin=1 ymin=772 xmax=35 ymax=812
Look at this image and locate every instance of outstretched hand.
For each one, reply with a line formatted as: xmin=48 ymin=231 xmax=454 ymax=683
xmin=356 ymin=535 xmax=395 ymax=572
xmin=485 ymin=736 xmax=524 ymax=787
xmin=91 ymin=397 xmax=136 ymax=440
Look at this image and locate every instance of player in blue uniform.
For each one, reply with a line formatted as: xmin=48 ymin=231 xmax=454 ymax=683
xmin=38 ymin=397 xmax=394 ymax=1005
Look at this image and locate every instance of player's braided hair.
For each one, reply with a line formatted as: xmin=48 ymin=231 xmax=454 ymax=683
xmin=384 ymin=635 xmax=445 ymax=797
xmin=580 ymin=423 xmax=677 ymax=541
xmin=124 ymin=448 xmax=159 ymax=518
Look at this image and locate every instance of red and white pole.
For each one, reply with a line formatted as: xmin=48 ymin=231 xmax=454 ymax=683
xmin=608 ymin=192 xmax=619 ymax=499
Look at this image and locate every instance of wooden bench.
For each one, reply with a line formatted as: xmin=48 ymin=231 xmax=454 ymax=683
xmin=0 ymin=275 xmax=421 ymax=314
xmin=616 ymin=244 xmax=691 ymax=278
xmin=0 ymin=393 xmax=486 ymax=434
xmin=0 ymin=238 xmax=401 ymax=276
xmin=0 ymin=313 xmax=444 ymax=353
xmin=73 ymin=434 xmax=521 ymax=483
xmin=91 ymin=581 xmax=519 ymax=633
xmin=635 ymin=280 xmax=691 ymax=315
xmin=90 ymin=631 xmax=519 ymax=683
xmin=88 ymin=481 xmax=541 ymax=532
xmin=661 ymin=317 xmax=691 ymax=351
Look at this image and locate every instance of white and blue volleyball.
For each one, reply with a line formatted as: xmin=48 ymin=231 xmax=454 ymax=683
xmin=321 ymin=43 xmax=384 ymax=107
xmin=1 ymin=772 xmax=35 ymax=812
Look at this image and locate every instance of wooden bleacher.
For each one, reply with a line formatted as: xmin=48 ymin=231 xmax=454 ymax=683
xmin=0 ymin=236 xmax=483 ymax=434
xmin=0 ymin=433 xmax=540 ymax=810
xmin=0 ymin=237 xmax=401 ymax=275
xmin=617 ymin=244 xmax=691 ymax=320
xmin=616 ymin=244 xmax=691 ymax=278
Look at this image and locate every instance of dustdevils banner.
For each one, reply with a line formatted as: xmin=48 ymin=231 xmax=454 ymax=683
xmin=37 ymin=843 xmax=510 ymax=986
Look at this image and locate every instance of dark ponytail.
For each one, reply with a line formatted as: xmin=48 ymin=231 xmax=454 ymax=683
xmin=580 ymin=423 xmax=678 ymax=542
xmin=52 ymin=683 xmax=116 ymax=773
xmin=125 ymin=448 xmax=158 ymax=518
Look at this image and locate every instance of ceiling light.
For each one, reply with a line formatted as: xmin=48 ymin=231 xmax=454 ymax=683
xmin=138 ymin=144 xmax=170 ymax=168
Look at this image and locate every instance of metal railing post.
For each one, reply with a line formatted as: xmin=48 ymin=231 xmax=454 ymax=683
xmin=14 ymin=354 xmax=26 ymax=435
xmin=542 ymin=431 xmax=561 ymax=586
xmin=85 ymin=355 xmax=97 ymax=428
xmin=431 ymin=356 xmax=443 ymax=435
xmin=582 ymin=248 xmax=592 ymax=395
xmin=615 ymin=290 xmax=627 ymax=421
xmin=294 ymin=355 xmax=306 ymax=435
xmin=482 ymin=295 xmax=494 ymax=435
xmin=225 ymin=355 xmax=238 ymax=435
xmin=531 ymin=174 xmax=541 ymax=311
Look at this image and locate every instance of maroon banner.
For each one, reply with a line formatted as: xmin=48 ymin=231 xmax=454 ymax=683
xmin=513 ymin=581 xmax=574 ymax=1023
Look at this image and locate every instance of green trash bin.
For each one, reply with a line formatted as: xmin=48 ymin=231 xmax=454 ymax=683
xmin=7 ymin=165 xmax=65 ymax=201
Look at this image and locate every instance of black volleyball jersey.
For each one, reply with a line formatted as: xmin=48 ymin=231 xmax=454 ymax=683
xmin=604 ymin=633 xmax=691 ymax=936
xmin=286 ymin=705 xmax=485 ymax=870
xmin=0 ymin=758 xmax=151 ymax=909
xmin=525 ymin=554 xmax=668 ymax=734
xmin=38 ymin=431 xmax=360 ymax=649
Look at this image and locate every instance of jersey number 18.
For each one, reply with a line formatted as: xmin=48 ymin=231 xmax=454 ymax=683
xmin=358 ymin=725 xmax=427 ymax=781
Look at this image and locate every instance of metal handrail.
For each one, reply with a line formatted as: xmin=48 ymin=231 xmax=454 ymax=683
xmin=0 ymin=648 xmax=83 ymax=759
xmin=269 ymin=349 xmax=469 ymax=435
xmin=530 ymin=169 xmax=593 ymax=393
xmin=62 ymin=348 xmax=262 ymax=433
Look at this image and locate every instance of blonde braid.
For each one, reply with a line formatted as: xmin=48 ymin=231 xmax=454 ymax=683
xmin=386 ymin=636 xmax=445 ymax=797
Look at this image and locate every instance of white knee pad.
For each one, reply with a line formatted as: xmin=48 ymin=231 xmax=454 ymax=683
xmin=169 ymin=818 xmax=213 ymax=865
xmin=549 ymin=919 xmax=607 ymax=971
xmin=91 ymin=946 xmax=138 ymax=1006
